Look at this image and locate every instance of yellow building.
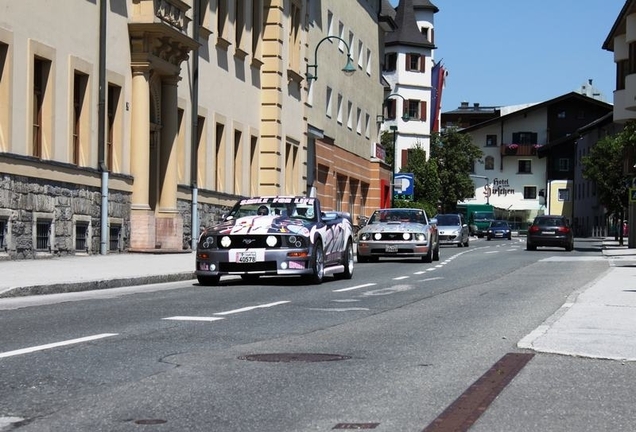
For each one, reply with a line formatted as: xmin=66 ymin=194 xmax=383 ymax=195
xmin=0 ymin=0 xmax=391 ymax=259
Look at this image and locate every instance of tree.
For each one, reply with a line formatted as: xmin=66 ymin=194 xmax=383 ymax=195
xmin=430 ymin=127 xmax=483 ymax=212
xmin=581 ymin=121 xmax=636 ymax=242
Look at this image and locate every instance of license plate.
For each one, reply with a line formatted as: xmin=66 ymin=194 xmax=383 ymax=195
xmin=385 ymin=245 xmax=398 ymax=253
xmin=541 ymin=231 xmax=556 ymax=235
xmin=495 ymin=233 xmax=503 ymax=237
xmin=237 ymin=251 xmax=257 ymax=263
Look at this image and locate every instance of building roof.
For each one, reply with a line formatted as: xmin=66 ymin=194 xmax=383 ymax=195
xmin=413 ymin=0 xmax=439 ymax=12
xmin=603 ymin=0 xmax=636 ymax=51
xmin=385 ymin=0 xmax=436 ymax=49
xmin=460 ymin=92 xmax=613 ymax=133
xmin=378 ymin=0 xmax=398 ymax=32
xmin=536 ymin=112 xmax=615 ymax=154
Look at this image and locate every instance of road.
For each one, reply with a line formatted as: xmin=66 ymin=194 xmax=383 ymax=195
xmin=1 ymin=237 xmax=635 ymax=431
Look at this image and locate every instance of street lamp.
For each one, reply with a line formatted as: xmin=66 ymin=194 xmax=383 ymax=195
xmin=377 ymin=93 xmax=410 ymax=123
xmin=306 ymin=36 xmax=357 ymax=82
xmin=390 ymin=125 xmax=398 ymax=208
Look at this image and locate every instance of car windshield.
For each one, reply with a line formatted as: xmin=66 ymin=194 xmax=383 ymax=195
xmin=490 ymin=221 xmax=508 ymax=228
xmin=368 ymin=209 xmax=426 ymax=224
xmin=436 ymin=215 xmax=460 ymax=226
xmin=226 ymin=197 xmax=317 ymax=221
xmin=474 ymin=212 xmax=495 ymax=220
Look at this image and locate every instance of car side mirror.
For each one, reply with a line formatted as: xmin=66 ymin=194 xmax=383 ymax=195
xmin=429 ymin=218 xmax=437 ymax=225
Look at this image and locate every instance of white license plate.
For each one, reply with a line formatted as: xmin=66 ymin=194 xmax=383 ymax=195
xmin=237 ymin=251 xmax=257 ymax=263
xmin=385 ymin=245 xmax=398 ymax=253
xmin=541 ymin=231 xmax=556 ymax=235
xmin=495 ymin=233 xmax=503 ymax=237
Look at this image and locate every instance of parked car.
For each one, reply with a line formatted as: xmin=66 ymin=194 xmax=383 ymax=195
xmin=356 ymin=208 xmax=439 ymax=263
xmin=195 ymin=196 xmax=355 ymax=285
xmin=486 ymin=220 xmax=512 ymax=240
xmin=526 ymin=215 xmax=574 ymax=251
xmin=436 ymin=213 xmax=469 ymax=247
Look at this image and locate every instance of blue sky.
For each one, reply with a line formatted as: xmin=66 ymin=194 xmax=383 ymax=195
xmin=388 ymin=0 xmax=624 ymax=111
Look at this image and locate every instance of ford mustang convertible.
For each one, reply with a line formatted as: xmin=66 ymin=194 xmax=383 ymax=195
xmin=195 ymin=196 xmax=355 ymax=285
xmin=356 ymin=208 xmax=439 ymax=263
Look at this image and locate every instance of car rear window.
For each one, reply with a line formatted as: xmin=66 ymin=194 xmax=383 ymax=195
xmin=536 ymin=217 xmax=564 ymax=226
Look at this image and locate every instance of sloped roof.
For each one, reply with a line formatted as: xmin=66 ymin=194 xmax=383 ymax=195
xmin=603 ymin=0 xmax=636 ymax=51
xmin=413 ymin=0 xmax=439 ymax=12
xmin=385 ymin=0 xmax=436 ymax=49
xmin=537 ymin=112 xmax=614 ymax=154
xmin=460 ymin=92 xmax=613 ymax=133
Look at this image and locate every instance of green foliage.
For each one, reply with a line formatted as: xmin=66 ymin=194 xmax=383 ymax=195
xmin=401 ymin=142 xmax=441 ymax=206
xmin=582 ymin=121 xmax=636 ymax=216
xmin=430 ymin=127 xmax=483 ymax=212
xmin=392 ymin=199 xmax=437 ymax=217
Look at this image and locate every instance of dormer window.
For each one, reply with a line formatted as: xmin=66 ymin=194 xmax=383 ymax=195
xmin=405 ymin=53 xmax=425 ymax=72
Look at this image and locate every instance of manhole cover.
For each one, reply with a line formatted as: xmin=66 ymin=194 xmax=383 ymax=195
xmin=238 ymin=353 xmax=351 ymax=362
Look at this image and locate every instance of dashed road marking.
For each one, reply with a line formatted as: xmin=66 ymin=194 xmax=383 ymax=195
xmin=333 ymin=283 xmax=376 ymax=292
xmin=214 ymin=301 xmax=290 ymax=315
xmin=0 ymin=333 xmax=118 ymax=359
xmin=163 ymin=316 xmax=224 ymax=322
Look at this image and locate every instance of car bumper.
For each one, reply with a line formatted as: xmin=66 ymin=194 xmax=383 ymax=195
xmin=527 ymin=234 xmax=571 ymax=247
xmin=356 ymin=241 xmax=431 ymax=257
xmin=195 ymin=247 xmax=315 ymax=277
xmin=439 ymin=234 xmax=462 ymax=245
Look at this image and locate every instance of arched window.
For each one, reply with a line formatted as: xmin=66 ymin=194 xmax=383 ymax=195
xmin=485 ymin=156 xmax=495 ymax=170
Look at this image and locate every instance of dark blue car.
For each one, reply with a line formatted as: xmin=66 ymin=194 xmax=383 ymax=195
xmin=486 ymin=220 xmax=512 ymax=241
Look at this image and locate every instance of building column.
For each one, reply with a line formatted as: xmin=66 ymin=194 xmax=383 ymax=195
xmin=159 ymin=76 xmax=179 ymax=213
xmin=130 ymin=63 xmax=151 ymax=210
xmin=155 ymin=76 xmax=183 ymax=250
xmin=129 ymin=63 xmax=155 ymax=250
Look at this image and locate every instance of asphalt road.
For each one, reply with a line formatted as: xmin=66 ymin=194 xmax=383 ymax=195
xmin=1 ymin=237 xmax=634 ymax=432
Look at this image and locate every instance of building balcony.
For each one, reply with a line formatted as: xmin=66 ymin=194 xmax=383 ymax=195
xmin=613 ymin=89 xmax=635 ymax=123
xmin=500 ymin=143 xmax=542 ymax=157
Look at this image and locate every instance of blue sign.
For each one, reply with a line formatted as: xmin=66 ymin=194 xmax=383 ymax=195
xmin=394 ymin=173 xmax=414 ymax=201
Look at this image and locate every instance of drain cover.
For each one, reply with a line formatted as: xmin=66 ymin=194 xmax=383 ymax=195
xmin=238 ymin=353 xmax=351 ymax=362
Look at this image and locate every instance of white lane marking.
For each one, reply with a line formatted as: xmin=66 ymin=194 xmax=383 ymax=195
xmin=485 ymin=251 xmax=499 ymax=254
xmin=333 ymin=283 xmax=376 ymax=292
xmin=418 ymin=277 xmax=443 ymax=282
xmin=214 ymin=300 xmax=290 ymax=316
xmin=435 ymin=265 xmax=443 ymax=268
xmin=308 ymin=308 xmax=370 ymax=312
xmin=426 ymin=268 xmax=436 ymax=271
xmin=163 ymin=316 xmax=225 ymax=322
xmin=393 ymin=276 xmax=409 ymax=280
xmin=414 ymin=271 xmax=427 ymax=275
xmin=332 ymin=299 xmax=361 ymax=302
xmin=0 ymin=333 xmax=118 ymax=359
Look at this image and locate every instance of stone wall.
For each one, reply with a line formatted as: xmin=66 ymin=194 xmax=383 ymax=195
xmin=177 ymin=197 xmax=231 ymax=250
xmin=0 ymin=174 xmax=131 ymax=260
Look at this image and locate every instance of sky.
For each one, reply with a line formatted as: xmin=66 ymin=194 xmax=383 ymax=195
xmin=388 ymin=0 xmax=624 ymax=111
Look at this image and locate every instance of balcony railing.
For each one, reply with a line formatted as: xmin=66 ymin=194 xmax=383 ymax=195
xmin=500 ymin=143 xmax=543 ymax=157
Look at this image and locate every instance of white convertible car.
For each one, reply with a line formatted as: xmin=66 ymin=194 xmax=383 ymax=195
xmin=195 ymin=196 xmax=355 ymax=285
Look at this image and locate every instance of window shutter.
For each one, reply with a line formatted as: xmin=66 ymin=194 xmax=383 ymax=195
xmin=420 ymin=101 xmax=427 ymax=121
xmin=401 ymin=149 xmax=409 ymax=167
xmin=420 ymin=55 xmax=426 ymax=72
xmin=405 ymin=54 xmax=410 ymax=70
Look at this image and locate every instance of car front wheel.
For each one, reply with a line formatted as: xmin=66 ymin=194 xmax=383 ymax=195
xmin=306 ymin=240 xmax=324 ymax=284
xmin=197 ymin=275 xmax=220 ymax=286
xmin=335 ymin=240 xmax=354 ymax=280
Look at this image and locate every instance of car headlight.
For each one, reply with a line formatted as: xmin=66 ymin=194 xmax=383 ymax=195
xmin=416 ymin=233 xmax=426 ymax=241
xmin=452 ymin=229 xmax=460 ymax=235
xmin=287 ymin=235 xmax=304 ymax=248
xmin=220 ymin=236 xmax=232 ymax=248
xmin=373 ymin=233 xmax=382 ymax=240
xmin=402 ymin=233 xmax=411 ymax=240
xmin=360 ymin=232 xmax=371 ymax=241
xmin=199 ymin=235 xmax=215 ymax=249
xmin=266 ymin=235 xmax=278 ymax=247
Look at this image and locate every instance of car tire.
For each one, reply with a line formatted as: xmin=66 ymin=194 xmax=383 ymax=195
xmin=422 ymin=246 xmax=433 ymax=263
xmin=463 ymin=237 xmax=469 ymax=247
xmin=241 ymin=274 xmax=260 ymax=283
xmin=433 ymin=243 xmax=440 ymax=261
xmin=507 ymin=235 xmax=512 ymax=240
xmin=526 ymin=243 xmax=536 ymax=251
xmin=565 ymin=242 xmax=574 ymax=252
xmin=197 ymin=275 xmax=220 ymax=286
xmin=306 ymin=240 xmax=324 ymax=284
xmin=487 ymin=236 xmax=491 ymax=241
xmin=357 ymin=254 xmax=369 ymax=263
xmin=335 ymin=240 xmax=354 ymax=279
xmin=370 ymin=256 xmax=380 ymax=263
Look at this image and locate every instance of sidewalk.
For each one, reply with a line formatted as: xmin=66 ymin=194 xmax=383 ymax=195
xmin=1 ymin=239 xmax=636 ymax=362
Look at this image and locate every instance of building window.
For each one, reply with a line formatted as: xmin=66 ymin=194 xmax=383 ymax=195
xmin=0 ymin=218 xmax=6 ymax=251
xmin=250 ymin=135 xmax=258 ymax=196
xmin=347 ymin=101 xmax=353 ymax=130
xmin=421 ymin=27 xmax=429 ymax=39
xmin=385 ymin=99 xmax=396 ymax=120
xmin=326 ymin=87 xmax=333 ymax=118
xmin=36 ymin=220 xmax=51 ymax=251
xmin=337 ymin=93 xmax=343 ymax=124
xmin=0 ymin=42 xmax=9 ymax=152
xmin=33 ymin=57 xmax=50 ymax=158
xmin=405 ymin=53 xmax=425 ymax=72
xmin=405 ymin=100 xmax=427 ymax=121
xmin=196 ymin=115 xmax=206 ymax=188
xmin=558 ymin=188 xmax=570 ymax=201
xmin=485 ymin=155 xmax=494 ymax=170
xmin=198 ymin=0 xmax=210 ymax=28
xmin=338 ymin=21 xmax=345 ymax=52
xmin=557 ymin=158 xmax=570 ymax=171
xmin=557 ymin=110 xmax=566 ymax=119
xmin=75 ymin=222 xmax=89 ymax=251
xmin=288 ymin=0 xmax=301 ymax=71
xmin=629 ymin=42 xmax=636 ymax=74
xmin=357 ymin=40 xmax=364 ymax=69
xmin=107 ymin=84 xmax=121 ymax=171
xmin=176 ymin=108 xmax=185 ymax=183
xmin=251 ymin=0 xmax=263 ymax=59
xmin=233 ymin=129 xmax=243 ymax=195
xmin=336 ymin=176 xmax=346 ymax=211
xmin=235 ymin=0 xmax=245 ymax=51
xmin=524 ymin=186 xmax=537 ymax=199
xmin=486 ymin=135 xmax=497 ymax=147
xmin=365 ymin=113 xmax=370 ymax=138
xmin=512 ymin=131 xmax=537 ymax=144
xmin=109 ymin=224 xmax=121 ymax=252
xmin=356 ymin=108 xmax=362 ymax=135
xmin=285 ymin=140 xmax=299 ymax=195
xmin=384 ymin=52 xmax=397 ymax=71
xmin=217 ymin=0 xmax=228 ymax=42
xmin=73 ymin=72 xmax=88 ymax=165
xmin=215 ymin=123 xmax=225 ymax=191
xmin=518 ymin=160 xmax=532 ymax=174
xmin=366 ymin=48 xmax=371 ymax=75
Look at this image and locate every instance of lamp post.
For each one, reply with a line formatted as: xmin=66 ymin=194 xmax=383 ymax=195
xmin=306 ymin=36 xmax=357 ymax=82
xmin=390 ymin=125 xmax=398 ymax=208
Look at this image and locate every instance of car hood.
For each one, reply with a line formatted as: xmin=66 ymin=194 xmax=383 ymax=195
xmin=360 ymin=222 xmax=429 ymax=232
xmin=437 ymin=224 xmax=461 ymax=232
xmin=204 ymin=215 xmax=312 ymax=236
